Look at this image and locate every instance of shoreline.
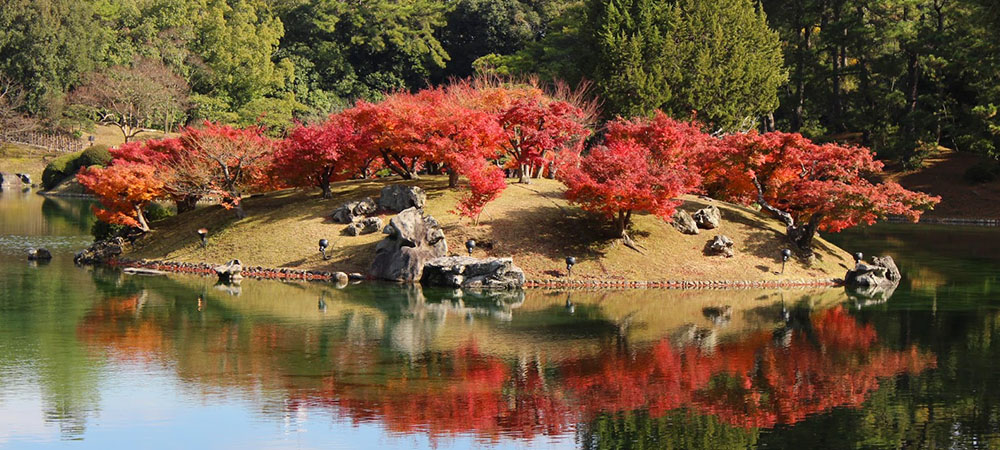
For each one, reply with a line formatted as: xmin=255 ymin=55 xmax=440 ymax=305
xmin=109 ymin=258 xmax=844 ymax=290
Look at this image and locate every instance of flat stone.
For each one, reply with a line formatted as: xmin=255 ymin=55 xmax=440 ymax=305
xmin=422 ymin=256 xmax=526 ymax=289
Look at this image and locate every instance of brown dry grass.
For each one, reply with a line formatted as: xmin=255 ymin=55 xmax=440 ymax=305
xmin=128 ymin=176 xmax=853 ymax=282
xmin=885 ymin=147 xmax=1000 ymax=219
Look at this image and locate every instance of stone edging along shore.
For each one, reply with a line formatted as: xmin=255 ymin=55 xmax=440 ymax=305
xmin=110 ymin=258 xmax=844 ymax=289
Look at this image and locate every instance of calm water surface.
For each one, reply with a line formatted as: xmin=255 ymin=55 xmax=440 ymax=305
xmin=1 ymin=189 xmax=999 ymax=449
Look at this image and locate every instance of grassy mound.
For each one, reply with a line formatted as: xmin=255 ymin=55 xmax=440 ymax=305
xmin=128 ymin=176 xmax=853 ymax=282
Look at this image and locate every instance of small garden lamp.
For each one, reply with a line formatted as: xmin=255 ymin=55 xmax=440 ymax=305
xmin=197 ymin=228 xmax=208 ymax=248
xmin=465 ymin=239 xmax=476 ymax=256
xmin=565 ymin=256 xmax=577 ymax=277
xmin=853 ymin=252 xmax=864 ymax=265
xmin=781 ymin=248 xmax=792 ymax=274
xmin=319 ymin=239 xmax=330 ymax=260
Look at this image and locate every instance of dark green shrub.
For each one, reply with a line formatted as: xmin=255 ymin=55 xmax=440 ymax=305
xmin=91 ymin=220 xmax=127 ymax=242
xmin=40 ymin=145 xmax=113 ymax=190
xmin=41 ymin=151 xmax=83 ymax=190
xmin=78 ymin=145 xmax=112 ymax=168
xmin=143 ymin=202 xmax=174 ymax=222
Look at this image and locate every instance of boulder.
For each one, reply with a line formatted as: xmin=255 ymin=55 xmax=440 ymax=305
xmin=870 ymin=255 xmax=901 ymax=282
xmin=333 ymin=271 xmax=349 ymax=286
xmin=845 ymin=255 xmax=900 ymax=300
xmin=704 ymin=235 xmax=735 ymax=258
xmin=693 ymin=205 xmax=721 ymax=229
xmin=0 ymin=172 xmax=4 ymax=185
xmin=370 ymin=208 xmax=448 ymax=282
xmin=16 ymin=173 xmax=31 ymax=184
xmin=344 ymin=222 xmax=363 ymax=236
xmin=74 ymin=238 xmax=125 ymax=265
xmin=421 ymin=256 xmax=526 ymax=289
xmin=331 ymin=197 xmax=376 ymax=224
xmin=360 ymin=216 xmax=383 ymax=234
xmin=671 ymin=210 xmax=699 ymax=235
xmin=27 ymin=248 xmax=53 ymax=261
xmin=378 ymin=185 xmax=426 ymax=212
xmin=214 ymin=259 xmax=244 ymax=284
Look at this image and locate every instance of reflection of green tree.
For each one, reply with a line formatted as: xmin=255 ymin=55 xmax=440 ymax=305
xmin=41 ymin=197 xmax=98 ymax=235
xmin=580 ymin=409 xmax=759 ymax=450
xmin=0 ymin=260 xmax=104 ymax=439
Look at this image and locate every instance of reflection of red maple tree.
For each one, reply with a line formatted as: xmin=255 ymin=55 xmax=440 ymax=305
xmin=560 ymin=307 xmax=936 ymax=429
xmin=79 ymin=303 xmax=936 ymax=440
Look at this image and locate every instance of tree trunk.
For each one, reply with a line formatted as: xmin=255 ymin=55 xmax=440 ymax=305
xmin=234 ymin=202 xmax=246 ymax=219
xmin=135 ymin=205 xmax=150 ymax=232
xmin=320 ymin=182 xmax=333 ymax=199
xmin=518 ymin=164 xmax=531 ymax=184
xmin=175 ymin=195 xmax=200 ymax=214
xmin=792 ymin=4 xmax=810 ymax=132
xmin=448 ymin=170 xmax=459 ymax=188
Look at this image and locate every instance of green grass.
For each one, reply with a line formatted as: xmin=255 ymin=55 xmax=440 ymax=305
xmin=128 ymin=176 xmax=853 ymax=282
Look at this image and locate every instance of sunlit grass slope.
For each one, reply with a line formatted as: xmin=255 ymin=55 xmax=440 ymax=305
xmin=128 ymin=176 xmax=853 ymax=281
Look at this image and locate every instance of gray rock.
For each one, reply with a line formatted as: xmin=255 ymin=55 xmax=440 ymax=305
xmin=0 ymin=173 xmax=4 ymax=185
xmin=27 ymin=248 xmax=52 ymax=261
xmin=348 ymin=272 xmax=365 ymax=281
xmin=370 ymin=208 xmax=448 ymax=282
xmin=378 ymin=185 xmax=426 ymax=212
xmin=704 ymin=235 xmax=735 ymax=258
xmin=214 ymin=259 xmax=244 ymax=284
xmin=360 ymin=216 xmax=383 ymax=234
xmin=845 ymin=255 xmax=901 ymax=300
xmin=331 ymin=197 xmax=376 ymax=224
xmin=871 ymin=255 xmax=900 ymax=282
xmin=344 ymin=222 xmax=363 ymax=236
xmin=671 ymin=210 xmax=699 ymax=235
xmin=333 ymin=271 xmax=349 ymax=285
xmin=422 ymin=256 xmax=526 ymax=289
xmin=693 ymin=205 xmax=721 ymax=229
xmin=74 ymin=238 xmax=124 ymax=265
xmin=16 ymin=173 xmax=31 ymax=184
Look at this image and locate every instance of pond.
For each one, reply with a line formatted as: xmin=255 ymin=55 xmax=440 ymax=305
xmin=1 ymin=189 xmax=999 ymax=449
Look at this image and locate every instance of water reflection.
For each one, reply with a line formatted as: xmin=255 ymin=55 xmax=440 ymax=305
xmin=5 ymin=192 xmax=999 ymax=448
xmin=69 ymin=272 xmax=934 ymax=443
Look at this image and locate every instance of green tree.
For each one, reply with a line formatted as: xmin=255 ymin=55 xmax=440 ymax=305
xmin=278 ymin=0 xmax=450 ymax=112
xmin=482 ymin=0 xmax=786 ymax=129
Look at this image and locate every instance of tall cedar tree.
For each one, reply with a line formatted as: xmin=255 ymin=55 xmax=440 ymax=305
xmin=585 ymin=0 xmax=786 ymax=127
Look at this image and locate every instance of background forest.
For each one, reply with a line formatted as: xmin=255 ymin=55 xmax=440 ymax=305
xmin=1 ymin=0 xmax=998 ymax=167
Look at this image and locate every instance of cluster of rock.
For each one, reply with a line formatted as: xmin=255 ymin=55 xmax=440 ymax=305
xmin=353 ymin=185 xmax=526 ymax=289
xmin=74 ymin=238 xmax=125 ymax=265
xmin=672 ymin=205 xmax=721 ymax=235
xmin=673 ymin=205 xmax=736 ymax=258
xmin=421 ymin=256 xmax=526 ymax=289
xmin=704 ymin=235 xmax=735 ymax=258
xmin=845 ymin=255 xmax=901 ymax=300
xmin=332 ymin=185 xmax=427 ymax=236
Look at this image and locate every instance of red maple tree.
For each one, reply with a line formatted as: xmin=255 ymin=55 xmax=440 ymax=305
xmin=271 ymin=114 xmax=363 ymax=198
xmin=703 ymin=131 xmax=940 ymax=249
xmin=77 ymin=162 xmax=164 ymax=231
xmin=560 ymin=113 xmax=709 ymax=245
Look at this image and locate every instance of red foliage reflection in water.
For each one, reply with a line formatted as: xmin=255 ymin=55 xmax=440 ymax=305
xmin=79 ymin=300 xmax=936 ymax=439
